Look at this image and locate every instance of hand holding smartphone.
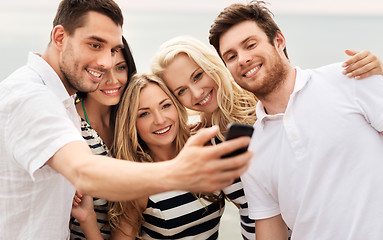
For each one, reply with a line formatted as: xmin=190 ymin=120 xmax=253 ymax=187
xmin=221 ymin=123 xmax=254 ymax=158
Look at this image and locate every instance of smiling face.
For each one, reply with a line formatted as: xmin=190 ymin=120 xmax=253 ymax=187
xmin=162 ymin=53 xmax=219 ymax=114
xmin=219 ymin=20 xmax=287 ymax=98
xmin=136 ymin=83 xmax=179 ymax=150
xmin=86 ymin=50 xmax=128 ymax=107
xmin=59 ymin=11 xmax=123 ymax=94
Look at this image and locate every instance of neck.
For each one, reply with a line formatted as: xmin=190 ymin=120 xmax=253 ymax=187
xmin=260 ymin=67 xmax=296 ymax=115
xmin=76 ymin=97 xmax=114 ymax=147
xmin=200 ymin=112 xmax=212 ymax=127
xmin=148 ymin=143 xmax=178 ymax=162
xmin=82 ymin=98 xmax=112 ymax=127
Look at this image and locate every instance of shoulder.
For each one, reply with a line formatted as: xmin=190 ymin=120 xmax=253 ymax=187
xmin=310 ymin=62 xmax=345 ymax=79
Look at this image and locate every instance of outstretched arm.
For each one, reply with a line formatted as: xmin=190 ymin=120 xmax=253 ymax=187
xmin=48 ymin=126 xmax=252 ymax=201
xmin=342 ymin=50 xmax=383 ymax=79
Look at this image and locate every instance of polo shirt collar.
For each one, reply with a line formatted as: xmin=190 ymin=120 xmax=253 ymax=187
xmin=27 ymin=52 xmax=72 ymax=103
xmin=256 ymin=66 xmax=312 ymax=127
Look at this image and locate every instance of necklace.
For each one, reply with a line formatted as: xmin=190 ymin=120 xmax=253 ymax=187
xmin=81 ymin=98 xmax=91 ymax=125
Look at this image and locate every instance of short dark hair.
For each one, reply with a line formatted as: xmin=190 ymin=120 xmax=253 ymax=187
xmin=53 ymin=0 xmax=123 ymax=36
xmin=209 ymin=0 xmax=288 ymax=59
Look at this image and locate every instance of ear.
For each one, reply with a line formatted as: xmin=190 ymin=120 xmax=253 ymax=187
xmin=273 ymin=31 xmax=286 ymax=53
xmin=51 ymin=25 xmax=66 ymax=51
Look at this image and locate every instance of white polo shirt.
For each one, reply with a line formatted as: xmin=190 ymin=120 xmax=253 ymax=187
xmin=0 ymin=53 xmax=85 ymax=239
xmin=242 ymin=63 xmax=383 ymax=239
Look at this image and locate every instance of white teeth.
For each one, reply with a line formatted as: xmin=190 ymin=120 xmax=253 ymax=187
xmin=104 ymin=89 xmax=118 ymax=94
xmin=199 ymin=92 xmax=211 ymax=105
xmin=245 ymin=66 xmax=260 ymax=77
xmin=88 ymin=70 xmax=102 ymax=78
xmin=154 ymin=126 xmax=170 ymax=134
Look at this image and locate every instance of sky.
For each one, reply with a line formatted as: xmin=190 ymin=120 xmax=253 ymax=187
xmin=2 ymin=0 xmax=383 ymax=15
xmin=0 ymin=0 xmax=382 ymax=78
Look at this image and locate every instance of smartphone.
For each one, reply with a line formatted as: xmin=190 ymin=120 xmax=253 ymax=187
xmin=221 ymin=123 xmax=254 ymax=158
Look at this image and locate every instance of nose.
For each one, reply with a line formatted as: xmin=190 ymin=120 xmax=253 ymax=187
xmin=238 ymin=50 xmax=252 ymax=66
xmin=153 ymin=110 xmax=166 ymax=125
xmin=104 ymin=68 xmax=118 ymax=85
xmin=189 ymin=85 xmax=204 ymax=101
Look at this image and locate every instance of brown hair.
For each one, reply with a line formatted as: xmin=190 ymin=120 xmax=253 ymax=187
xmin=209 ymin=0 xmax=288 ymax=59
xmin=52 ymin=0 xmax=123 ymax=36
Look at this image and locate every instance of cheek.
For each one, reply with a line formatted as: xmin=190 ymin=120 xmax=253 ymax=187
xmin=136 ymin=120 xmax=149 ymax=139
xmin=178 ymin=96 xmax=192 ymax=109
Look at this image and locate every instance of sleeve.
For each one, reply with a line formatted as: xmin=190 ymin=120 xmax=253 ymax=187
xmin=222 ymin=178 xmax=255 ymax=240
xmin=4 ymin=86 xmax=84 ymax=181
xmin=241 ymin=158 xmax=281 ymax=220
xmin=353 ymin=74 xmax=383 ymax=132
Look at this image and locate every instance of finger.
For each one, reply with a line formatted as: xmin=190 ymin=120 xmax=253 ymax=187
xmin=185 ymin=125 xmax=219 ymax=147
xmin=209 ymin=136 xmax=251 ymax=158
xmin=211 ymin=150 xmax=252 ymax=172
xmin=344 ymin=61 xmax=376 ymax=78
xmin=202 ymin=156 xmax=252 ymax=191
xmin=343 ymin=53 xmax=374 ymax=75
xmin=342 ymin=50 xmax=369 ymax=68
xmin=344 ymin=49 xmax=358 ymax=57
xmin=355 ymin=67 xmax=380 ymax=80
xmin=74 ymin=195 xmax=82 ymax=204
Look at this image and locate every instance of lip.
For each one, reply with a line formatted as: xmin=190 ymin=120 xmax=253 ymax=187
xmin=153 ymin=125 xmax=172 ymax=135
xmin=86 ymin=68 xmax=104 ymax=83
xmin=242 ymin=64 xmax=262 ymax=78
xmin=101 ymin=87 xmax=121 ymax=96
xmin=196 ymin=90 xmax=213 ymax=107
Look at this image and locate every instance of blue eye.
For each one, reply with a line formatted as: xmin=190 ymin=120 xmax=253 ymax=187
xmin=116 ymin=65 xmax=127 ymax=72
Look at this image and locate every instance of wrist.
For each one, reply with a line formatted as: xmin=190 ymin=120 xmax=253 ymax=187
xmin=78 ymin=210 xmax=97 ymax=225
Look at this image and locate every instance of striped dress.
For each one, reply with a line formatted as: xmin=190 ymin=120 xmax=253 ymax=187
xmin=70 ymin=119 xmax=111 ymax=240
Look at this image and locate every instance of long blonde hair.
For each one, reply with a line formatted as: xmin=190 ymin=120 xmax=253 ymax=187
xmin=151 ymin=36 xmax=258 ymax=140
xmin=108 ymin=73 xmax=190 ymax=237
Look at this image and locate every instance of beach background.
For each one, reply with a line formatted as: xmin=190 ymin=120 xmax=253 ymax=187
xmin=1 ymin=0 xmax=382 ymax=239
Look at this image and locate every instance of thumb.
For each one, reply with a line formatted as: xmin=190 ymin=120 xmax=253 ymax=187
xmin=345 ymin=49 xmax=358 ymax=57
xmin=186 ymin=125 xmax=219 ymax=147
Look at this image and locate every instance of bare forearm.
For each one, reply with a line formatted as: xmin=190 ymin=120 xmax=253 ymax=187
xmin=78 ymin=213 xmax=104 ymax=240
xmin=49 ymin=141 xmax=172 ymax=201
xmin=75 ymin=156 xmax=174 ymax=201
xmin=255 ymin=215 xmax=288 ymax=240
xmin=49 ymin=127 xmax=252 ymax=201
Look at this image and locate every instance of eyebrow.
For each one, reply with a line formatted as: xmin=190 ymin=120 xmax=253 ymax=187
xmin=87 ymin=35 xmax=124 ymax=49
xmin=138 ymin=98 xmax=170 ymax=111
xmin=221 ymin=36 xmax=252 ymax=59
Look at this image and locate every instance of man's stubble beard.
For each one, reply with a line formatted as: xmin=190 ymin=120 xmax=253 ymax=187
xmin=251 ymin=53 xmax=288 ymax=100
xmin=59 ymin=42 xmax=99 ymax=94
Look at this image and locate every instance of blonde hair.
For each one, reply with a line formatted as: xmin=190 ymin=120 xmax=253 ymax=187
xmin=108 ymin=73 xmax=190 ymax=237
xmin=151 ymin=36 xmax=257 ymax=140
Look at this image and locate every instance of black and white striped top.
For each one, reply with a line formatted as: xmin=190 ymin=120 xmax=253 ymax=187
xmin=140 ymin=178 xmax=255 ymax=240
xmin=70 ymin=119 xmax=111 ymax=240
xmin=141 ymin=191 xmax=224 ymax=239
xmin=223 ymin=178 xmax=255 ymax=240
